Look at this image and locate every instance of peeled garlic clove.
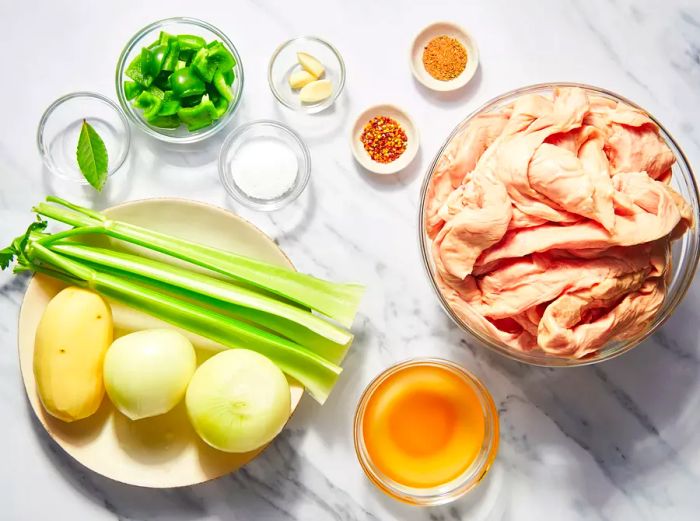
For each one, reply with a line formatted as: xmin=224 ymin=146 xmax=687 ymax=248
xmin=289 ymin=69 xmax=316 ymax=89
xmin=299 ymin=80 xmax=333 ymax=103
xmin=297 ymin=52 xmax=325 ymax=79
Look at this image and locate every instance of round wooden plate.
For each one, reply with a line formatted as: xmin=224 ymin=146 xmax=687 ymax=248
xmin=17 ymin=198 xmax=304 ymax=487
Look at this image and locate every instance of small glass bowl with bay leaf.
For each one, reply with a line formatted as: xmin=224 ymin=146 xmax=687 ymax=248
xmin=37 ymin=92 xmax=131 ymax=189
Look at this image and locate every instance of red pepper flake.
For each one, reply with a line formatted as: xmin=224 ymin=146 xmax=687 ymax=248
xmin=360 ymin=116 xmax=408 ymax=163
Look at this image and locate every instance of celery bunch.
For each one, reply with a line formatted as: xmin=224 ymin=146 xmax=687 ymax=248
xmin=1 ymin=197 xmax=364 ymax=404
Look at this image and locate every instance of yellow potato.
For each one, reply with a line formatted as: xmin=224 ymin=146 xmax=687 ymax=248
xmin=33 ymin=287 xmax=113 ymax=422
xmin=296 ymin=52 xmax=325 ymax=79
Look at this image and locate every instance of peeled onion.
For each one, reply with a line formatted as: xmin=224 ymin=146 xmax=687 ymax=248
xmin=186 ymin=349 xmax=291 ymax=453
xmin=103 ymin=329 xmax=196 ymax=420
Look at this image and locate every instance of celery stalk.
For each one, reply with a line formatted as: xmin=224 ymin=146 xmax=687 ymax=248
xmin=149 ymin=284 xmax=351 ymax=364
xmin=51 ymin=242 xmax=353 ymax=347
xmin=26 ymin=243 xmax=340 ymax=403
xmin=35 ymin=197 xmax=364 ymax=327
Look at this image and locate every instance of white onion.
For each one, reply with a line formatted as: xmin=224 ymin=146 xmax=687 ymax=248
xmin=186 ymin=349 xmax=291 ymax=453
xmin=103 ymin=329 xmax=196 ymax=420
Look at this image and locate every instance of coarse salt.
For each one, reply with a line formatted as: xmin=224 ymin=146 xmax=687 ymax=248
xmin=231 ymin=138 xmax=298 ymax=200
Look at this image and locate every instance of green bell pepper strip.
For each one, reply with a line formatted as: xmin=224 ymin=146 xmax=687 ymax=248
xmin=223 ymin=69 xmax=235 ymax=86
xmin=209 ymin=41 xmax=236 ymax=68
xmin=148 ymin=115 xmax=180 ymax=128
xmin=158 ymin=31 xmax=174 ymax=46
xmin=133 ymin=90 xmax=162 ymax=120
xmin=176 ymin=34 xmax=206 ymax=51
xmin=150 ymin=44 xmax=169 ymax=76
xmin=147 ymin=85 xmax=165 ymax=100
xmin=169 ymin=67 xmax=206 ymax=99
xmin=192 ymin=42 xmax=236 ymax=82
xmin=158 ymin=101 xmax=180 ymax=116
xmin=213 ymin=97 xmax=229 ymax=118
xmin=161 ymin=40 xmax=180 ymax=71
xmin=213 ymin=71 xmax=233 ymax=102
xmin=125 ymin=47 xmax=155 ymax=87
xmin=123 ymin=81 xmax=143 ymax=101
xmin=158 ymin=92 xmax=180 ymax=116
xmin=191 ymin=48 xmax=215 ymax=82
xmin=177 ymin=98 xmax=219 ymax=131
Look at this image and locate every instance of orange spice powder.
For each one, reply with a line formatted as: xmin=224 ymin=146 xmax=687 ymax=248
xmin=422 ymin=35 xmax=468 ymax=81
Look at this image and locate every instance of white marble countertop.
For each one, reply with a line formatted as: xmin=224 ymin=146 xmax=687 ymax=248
xmin=2 ymin=0 xmax=700 ymax=519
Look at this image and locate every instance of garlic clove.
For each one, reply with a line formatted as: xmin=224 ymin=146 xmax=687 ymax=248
xmin=296 ymin=52 xmax=325 ymax=79
xmin=299 ymin=80 xmax=333 ymax=103
xmin=289 ymin=69 xmax=316 ymax=90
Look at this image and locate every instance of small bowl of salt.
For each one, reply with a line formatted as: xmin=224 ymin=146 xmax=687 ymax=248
xmin=219 ymin=120 xmax=311 ymax=211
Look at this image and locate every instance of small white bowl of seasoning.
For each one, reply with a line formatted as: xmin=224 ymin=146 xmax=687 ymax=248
xmin=351 ymin=104 xmax=419 ymax=175
xmin=219 ymin=120 xmax=311 ymax=211
xmin=410 ymin=21 xmax=479 ymax=92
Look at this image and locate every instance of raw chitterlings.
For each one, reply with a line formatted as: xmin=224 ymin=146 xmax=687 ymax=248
xmin=425 ymin=87 xmax=692 ymax=358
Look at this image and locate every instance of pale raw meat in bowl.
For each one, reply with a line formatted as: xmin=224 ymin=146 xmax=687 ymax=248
xmin=419 ymin=84 xmax=700 ymax=365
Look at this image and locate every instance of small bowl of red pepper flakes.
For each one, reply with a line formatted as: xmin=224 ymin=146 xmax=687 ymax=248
xmin=351 ymin=104 xmax=419 ymax=174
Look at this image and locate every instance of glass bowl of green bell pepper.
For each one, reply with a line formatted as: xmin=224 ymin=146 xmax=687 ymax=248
xmin=116 ymin=17 xmax=244 ymax=144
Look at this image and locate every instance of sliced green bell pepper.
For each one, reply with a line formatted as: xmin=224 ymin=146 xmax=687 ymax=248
xmin=147 ymin=85 xmax=165 ymax=100
xmin=133 ymin=90 xmax=162 ymax=120
xmin=192 ymin=42 xmax=235 ymax=82
xmin=149 ymin=115 xmax=180 ymax=129
xmin=161 ymin=41 xmax=180 ymax=72
xmin=158 ymin=92 xmax=180 ymax=116
xmin=213 ymin=71 xmax=233 ymax=102
xmin=213 ymin=96 xmax=229 ymax=118
xmin=125 ymin=33 xmax=237 ymax=133
xmin=169 ymin=67 xmax=206 ymax=99
xmin=177 ymin=97 xmax=219 ymax=131
xmin=158 ymin=31 xmax=174 ymax=46
xmin=123 ymin=81 xmax=143 ymax=101
xmin=191 ymin=48 xmax=214 ymax=82
xmin=125 ymin=47 xmax=155 ymax=87
xmin=177 ymin=34 xmax=206 ymax=51
xmin=151 ymin=44 xmax=169 ymax=77
xmin=209 ymin=41 xmax=236 ymax=68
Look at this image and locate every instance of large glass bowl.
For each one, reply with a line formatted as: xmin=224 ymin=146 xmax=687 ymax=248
xmin=418 ymin=83 xmax=700 ymax=366
xmin=115 ymin=17 xmax=244 ymax=144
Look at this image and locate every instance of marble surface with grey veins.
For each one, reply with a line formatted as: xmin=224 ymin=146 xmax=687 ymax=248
xmin=2 ymin=0 xmax=700 ymax=519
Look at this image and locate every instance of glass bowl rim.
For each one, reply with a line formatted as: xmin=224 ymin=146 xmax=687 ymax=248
xmin=353 ymin=357 xmax=499 ymax=506
xmin=114 ymin=16 xmax=244 ymax=144
xmin=267 ymin=35 xmax=346 ymax=113
xmin=218 ymin=119 xmax=312 ymax=211
xmin=36 ymin=90 xmax=131 ymax=183
xmin=417 ymin=81 xmax=700 ymax=367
